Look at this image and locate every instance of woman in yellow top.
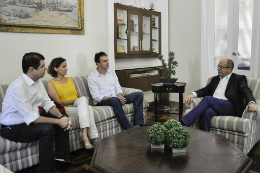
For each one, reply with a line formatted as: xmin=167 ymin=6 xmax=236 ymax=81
xmin=47 ymin=57 xmax=98 ymax=149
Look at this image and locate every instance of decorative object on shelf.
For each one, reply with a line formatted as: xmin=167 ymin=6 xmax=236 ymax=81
xmin=125 ymin=28 xmax=129 ymax=37
xmin=130 ymin=19 xmax=134 ymax=32
xmin=152 ymin=18 xmax=155 ymax=27
xmin=150 ymin=3 xmax=154 ymax=10
xmin=164 ymin=119 xmax=190 ymax=154
xmin=117 ymin=12 xmax=124 ymax=24
xmin=129 ymin=0 xmax=134 ymax=6
xmin=133 ymin=46 xmax=139 ymax=51
xmin=0 ymin=0 xmax=84 ymax=35
xmin=118 ymin=46 xmax=125 ymax=53
xmin=146 ymin=122 xmax=167 ymax=149
xmin=152 ymin=43 xmax=155 ymax=52
xmin=141 ymin=0 xmax=145 ymax=9
xmin=118 ymin=28 xmax=122 ymax=38
xmin=117 ymin=0 xmax=121 ymax=4
xmin=158 ymin=51 xmax=178 ymax=83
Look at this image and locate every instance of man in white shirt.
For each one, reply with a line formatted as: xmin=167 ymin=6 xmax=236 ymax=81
xmin=181 ymin=59 xmax=258 ymax=131
xmin=88 ymin=52 xmax=144 ymax=130
xmin=0 ymin=53 xmax=80 ymax=173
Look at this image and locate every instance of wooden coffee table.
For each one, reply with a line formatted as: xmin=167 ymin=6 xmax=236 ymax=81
xmin=90 ymin=126 xmax=253 ymax=173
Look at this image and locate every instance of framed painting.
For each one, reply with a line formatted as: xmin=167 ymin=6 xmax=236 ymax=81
xmin=0 ymin=0 xmax=84 ymax=35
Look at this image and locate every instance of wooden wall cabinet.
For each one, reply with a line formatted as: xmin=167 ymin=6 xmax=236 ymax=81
xmin=114 ymin=3 xmax=161 ymax=59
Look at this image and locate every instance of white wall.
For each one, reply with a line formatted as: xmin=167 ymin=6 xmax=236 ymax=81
xmin=168 ymin=0 xmax=201 ymax=100
xmin=0 ymin=0 xmax=108 ymax=85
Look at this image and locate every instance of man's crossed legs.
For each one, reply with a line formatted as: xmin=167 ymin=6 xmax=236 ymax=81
xmin=181 ymin=96 xmax=236 ymax=131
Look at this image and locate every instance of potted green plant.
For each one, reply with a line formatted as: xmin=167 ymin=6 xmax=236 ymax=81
xmin=146 ymin=122 xmax=167 ymax=148
xmin=164 ymin=119 xmax=190 ymax=153
xmin=158 ymin=51 xmax=178 ymax=83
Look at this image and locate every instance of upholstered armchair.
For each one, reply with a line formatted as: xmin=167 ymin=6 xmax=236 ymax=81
xmin=183 ymin=77 xmax=260 ymax=154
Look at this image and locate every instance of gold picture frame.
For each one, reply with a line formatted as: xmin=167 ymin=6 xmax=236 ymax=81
xmin=0 ymin=0 xmax=84 ymax=35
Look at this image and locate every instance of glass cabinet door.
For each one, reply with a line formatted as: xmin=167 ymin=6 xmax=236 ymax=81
xmin=116 ymin=8 xmax=128 ymax=54
xmin=152 ymin=15 xmax=159 ymax=53
xmin=128 ymin=11 xmax=140 ymax=53
xmin=141 ymin=14 xmax=151 ymax=52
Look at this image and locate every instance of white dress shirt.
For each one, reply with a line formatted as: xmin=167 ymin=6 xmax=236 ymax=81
xmin=88 ymin=69 xmax=123 ymax=105
xmin=192 ymin=73 xmax=232 ymax=100
xmin=0 ymin=74 xmax=55 ymax=126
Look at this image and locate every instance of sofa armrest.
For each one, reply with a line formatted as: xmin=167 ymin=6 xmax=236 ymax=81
xmin=121 ymin=87 xmax=149 ymax=109
xmin=211 ymin=116 xmax=250 ymax=133
xmin=242 ymin=103 xmax=260 ymax=120
xmin=121 ymin=87 xmax=143 ymax=96
xmin=185 ymin=97 xmax=203 ymax=109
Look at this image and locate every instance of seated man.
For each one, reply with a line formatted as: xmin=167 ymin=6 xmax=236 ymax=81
xmin=88 ymin=51 xmax=144 ymax=130
xmin=0 ymin=52 xmax=80 ymax=173
xmin=181 ymin=59 xmax=258 ymax=131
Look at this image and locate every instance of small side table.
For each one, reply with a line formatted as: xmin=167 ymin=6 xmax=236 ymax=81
xmin=151 ymin=82 xmax=186 ymax=122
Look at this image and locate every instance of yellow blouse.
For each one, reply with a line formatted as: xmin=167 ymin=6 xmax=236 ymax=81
xmin=50 ymin=77 xmax=78 ymax=102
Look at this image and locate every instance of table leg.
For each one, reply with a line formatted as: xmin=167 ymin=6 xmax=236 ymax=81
xmin=179 ymin=93 xmax=183 ymax=122
xmin=154 ymin=93 xmax=158 ymax=123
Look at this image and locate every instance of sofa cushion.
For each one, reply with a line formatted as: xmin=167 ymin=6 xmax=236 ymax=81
xmin=0 ymin=136 xmax=38 ymax=155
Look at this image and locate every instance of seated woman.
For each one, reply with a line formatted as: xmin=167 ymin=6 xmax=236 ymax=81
xmin=47 ymin=57 xmax=98 ymax=149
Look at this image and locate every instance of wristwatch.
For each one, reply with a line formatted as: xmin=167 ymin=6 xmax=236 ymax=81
xmin=59 ymin=115 xmax=66 ymax=119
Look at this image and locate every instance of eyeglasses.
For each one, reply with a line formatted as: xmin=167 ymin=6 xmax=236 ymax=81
xmin=217 ymin=65 xmax=230 ymax=69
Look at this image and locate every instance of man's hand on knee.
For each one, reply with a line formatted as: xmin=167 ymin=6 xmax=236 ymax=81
xmin=185 ymin=93 xmax=194 ymax=104
xmin=246 ymin=102 xmax=258 ymax=112
xmin=117 ymin=96 xmax=126 ymax=105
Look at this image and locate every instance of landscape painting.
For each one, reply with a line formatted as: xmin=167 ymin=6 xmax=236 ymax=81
xmin=0 ymin=0 xmax=84 ymax=34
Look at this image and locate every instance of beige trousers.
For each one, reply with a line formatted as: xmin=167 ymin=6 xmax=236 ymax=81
xmin=65 ymin=97 xmax=98 ymax=139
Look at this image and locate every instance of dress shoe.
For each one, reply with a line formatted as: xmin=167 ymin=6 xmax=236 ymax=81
xmin=55 ymin=159 xmax=82 ymax=166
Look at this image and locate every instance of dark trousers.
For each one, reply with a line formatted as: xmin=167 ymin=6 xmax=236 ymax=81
xmin=0 ymin=113 xmax=70 ymax=173
xmin=96 ymin=92 xmax=144 ymax=130
xmin=181 ymin=96 xmax=236 ymax=131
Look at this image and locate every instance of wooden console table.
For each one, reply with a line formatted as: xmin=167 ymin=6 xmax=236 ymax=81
xmin=151 ymin=82 xmax=186 ymax=122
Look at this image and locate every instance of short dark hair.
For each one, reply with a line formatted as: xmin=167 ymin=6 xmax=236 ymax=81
xmin=94 ymin=52 xmax=107 ymax=65
xmin=22 ymin=52 xmax=45 ymax=74
xmin=226 ymin=59 xmax=234 ymax=70
xmin=47 ymin=57 xmax=66 ymax=77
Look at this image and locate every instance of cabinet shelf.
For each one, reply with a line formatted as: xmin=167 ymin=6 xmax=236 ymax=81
xmin=118 ymin=38 xmax=127 ymax=40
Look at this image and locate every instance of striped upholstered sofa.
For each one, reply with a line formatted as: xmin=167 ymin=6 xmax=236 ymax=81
xmin=184 ymin=77 xmax=260 ymax=154
xmin=0 ymin=76 xmax=148 ymax=172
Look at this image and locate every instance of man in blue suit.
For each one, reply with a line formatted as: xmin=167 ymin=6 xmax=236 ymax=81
xmin=181 ymin=59 xmax=258 ymax=131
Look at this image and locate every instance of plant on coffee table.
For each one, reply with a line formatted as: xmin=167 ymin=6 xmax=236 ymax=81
xmin=146 ymin=122 xmax=167 ymax=148
xmin=164 ymin=119 xmax=190 ymax=153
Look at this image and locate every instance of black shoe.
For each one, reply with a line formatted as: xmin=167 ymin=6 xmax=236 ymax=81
xmin=55 ymin=159 xmax=82 ymax=166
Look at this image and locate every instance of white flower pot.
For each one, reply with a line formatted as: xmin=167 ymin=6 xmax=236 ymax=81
xmin=172 ymin=148 xmax=187 ymax=154
xmin=151 ymin=144 xmax=164 ymax=149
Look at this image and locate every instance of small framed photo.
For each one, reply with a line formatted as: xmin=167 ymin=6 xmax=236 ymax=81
xmin=133 ymin=46 xmax=139 ymax=51
xmin=152 ymin=18 xmax=155 ymax=27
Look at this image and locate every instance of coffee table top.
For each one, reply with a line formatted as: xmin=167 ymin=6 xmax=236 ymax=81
xmin=90 ymin=126 xmax=252 ymax=173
